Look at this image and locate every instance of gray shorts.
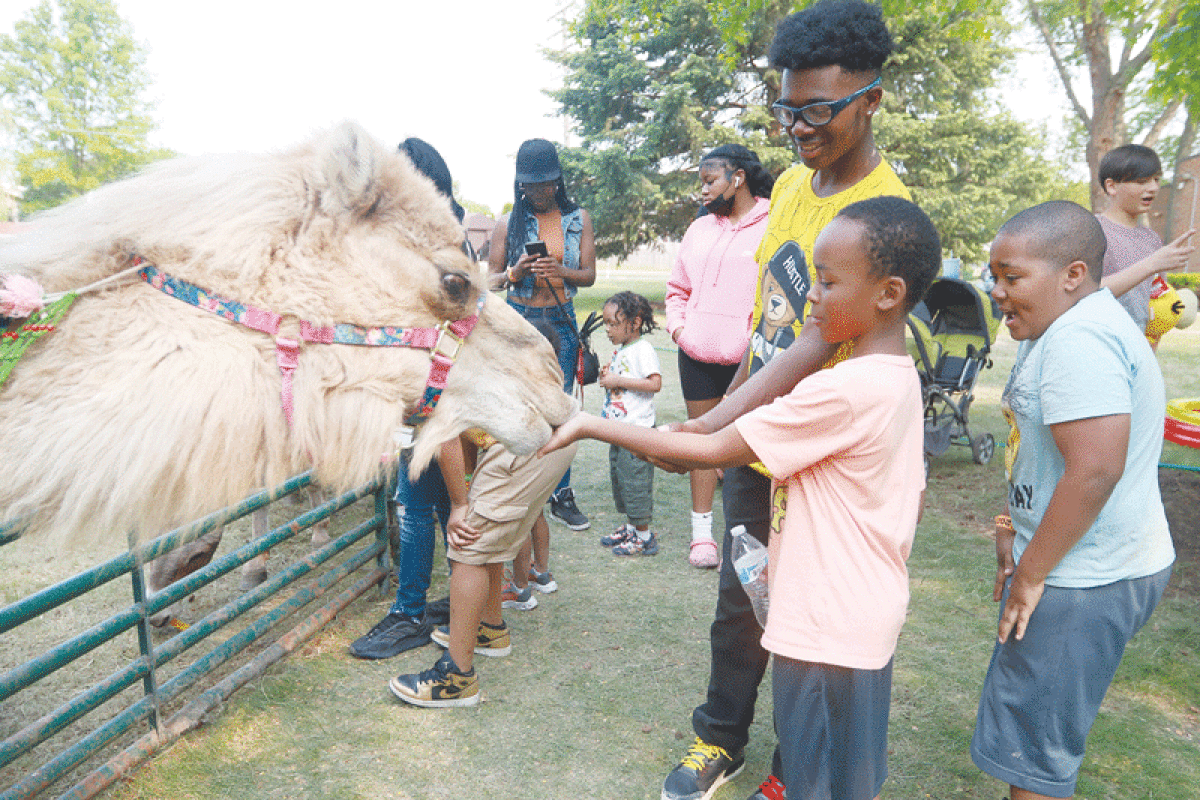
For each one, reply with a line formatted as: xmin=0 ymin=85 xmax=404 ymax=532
xmin=609 ymin=444 xmax=653 ymax=526
xmin=971 ymin=565 xmax=1171 ymax=797
xmin=772 ymin=656 xmax=892 ymax=800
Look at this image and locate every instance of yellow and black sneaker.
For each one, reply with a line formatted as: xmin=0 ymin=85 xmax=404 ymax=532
xmin=389 ymin=651 xmax=479 ymax=708
xmin=429 ymin=620 xmax=512 ymax=657
xmin=660 ymin=737 xmax=745 ymax=800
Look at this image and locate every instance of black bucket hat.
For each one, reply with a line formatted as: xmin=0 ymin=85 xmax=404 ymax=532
xmin=515 ymin=138 xmax=562 ymax=184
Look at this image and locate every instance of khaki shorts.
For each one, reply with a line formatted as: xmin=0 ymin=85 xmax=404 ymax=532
xmin=449 ymin=441 xmax=577 ymax=566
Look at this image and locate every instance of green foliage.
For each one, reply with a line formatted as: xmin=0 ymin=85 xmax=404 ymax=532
xmin=0 ymin=0 xmax=171 ymax=216
xmin=551 ymin=0 xmax=790 ymax=259
xmin=1040 ymin=176 xmax=1092 ymax=206
xmin=878 ymin=111 xmax=1060 ymax=262
xmin=460 ymin=197 xmax=494 ymax=217
xmin=874 ymin=3 xmax=1064 ymax=262
xmin=1152 ymin=0 xmax=1200 ymax=117
xmin=1165 ymin=272 xmax=1200 ymax=290
xmin=553 ymin=0 xmax=1070 ymax=262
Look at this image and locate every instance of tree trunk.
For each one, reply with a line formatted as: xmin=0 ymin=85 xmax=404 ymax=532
xmin=1087 ymin=87 xmax=1126 ymax=211
xmin=1084 ymin=4 xmax=1123 ymax=212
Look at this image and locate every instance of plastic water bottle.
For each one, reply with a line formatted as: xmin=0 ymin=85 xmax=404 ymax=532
xmin=731 ymin=525 xmax=769 ymax=628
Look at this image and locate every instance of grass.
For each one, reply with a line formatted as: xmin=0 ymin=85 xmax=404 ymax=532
xmin=20 ymin=277 xmax=1200 ymax=799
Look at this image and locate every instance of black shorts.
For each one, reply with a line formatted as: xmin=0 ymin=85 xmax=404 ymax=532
xmin=678 ymin=349 xmax=739 ymax=402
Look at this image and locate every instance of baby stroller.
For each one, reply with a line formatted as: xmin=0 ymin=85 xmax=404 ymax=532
xmin=906 ymin=277 xmax=1002 ymax=466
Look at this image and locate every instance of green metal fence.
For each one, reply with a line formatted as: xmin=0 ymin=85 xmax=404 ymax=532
xmin=0 ymin=471 xmax=393 ymax=799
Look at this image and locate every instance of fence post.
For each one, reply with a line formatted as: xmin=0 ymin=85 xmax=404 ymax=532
xmin=127 ymin=543 xmax=162 ymax=739
xmin=375 ymin=465 xmax=395 ymax=580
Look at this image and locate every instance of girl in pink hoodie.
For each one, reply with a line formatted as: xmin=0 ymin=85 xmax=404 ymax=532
xmin=665 ymin=145 xmax=774 ymax=567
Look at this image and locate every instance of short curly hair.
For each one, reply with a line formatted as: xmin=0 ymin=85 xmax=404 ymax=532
xmin=605 ymin=291 xmax=657 ymax=336
xmin=769 ymin=0 xmax=893 ymax=74
xmin=836 ymin=196 xmax=940 ymax=312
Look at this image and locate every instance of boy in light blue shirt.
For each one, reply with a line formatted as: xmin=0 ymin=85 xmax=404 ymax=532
xmin=973 ymin=201 xmax=1174 ymax=800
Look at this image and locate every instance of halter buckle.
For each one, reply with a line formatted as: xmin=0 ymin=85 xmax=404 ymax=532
xmin=432 ymin=321 xmax=465 ymax=361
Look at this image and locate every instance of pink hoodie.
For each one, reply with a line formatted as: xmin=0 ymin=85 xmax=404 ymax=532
xmin=665 ymin=196 xmax=770 ymax=365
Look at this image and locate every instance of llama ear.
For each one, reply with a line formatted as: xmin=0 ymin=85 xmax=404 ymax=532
xmin=319 ymin=121 xmax=384 ymax=217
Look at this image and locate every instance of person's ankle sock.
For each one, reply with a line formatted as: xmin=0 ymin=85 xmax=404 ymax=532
xmin=691 ymin=511 xmax=714 ymax=542
xmin=636 ymin=527 xmax=651 ymax=542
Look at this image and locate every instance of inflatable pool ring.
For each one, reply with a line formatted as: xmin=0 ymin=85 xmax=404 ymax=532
xmin=1175 ymin=287 xmax=1197 ymax=329
xmin=1145 ymin=275 xmax=1183 ymax=346
xmin=1164 ymin=398 xmax=1200 ymax=449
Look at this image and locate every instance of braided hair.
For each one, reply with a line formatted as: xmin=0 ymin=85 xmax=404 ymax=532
xmin=700 ymin=144 xmax=775 ymax=199
xmin=605 ymin=291 xmax=657 ymax=336
xmin=503 ymin=177 xmax=581 ymax=269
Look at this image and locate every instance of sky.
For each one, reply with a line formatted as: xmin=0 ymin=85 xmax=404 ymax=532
xmin=1 ymin=0 xmax=578 ymax=214
xmin=1 ymin=0 xmax=1074 ymax=215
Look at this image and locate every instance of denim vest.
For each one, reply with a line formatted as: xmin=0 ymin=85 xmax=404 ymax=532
xmin=506 ymin=207 xmax=584 ymax=302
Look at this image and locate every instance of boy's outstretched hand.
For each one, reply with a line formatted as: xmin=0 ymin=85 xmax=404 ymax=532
xmin=539 ymin=413 xmax=593 ymax=457
xmin=643 ymin=421 xmax=697 ymax=474
xmin=998 ymin=569 xmax=1044 ymax=643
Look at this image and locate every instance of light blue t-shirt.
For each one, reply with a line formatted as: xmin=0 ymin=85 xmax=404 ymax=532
xmin=1002 ymin=289 xmax=1174 ymax=588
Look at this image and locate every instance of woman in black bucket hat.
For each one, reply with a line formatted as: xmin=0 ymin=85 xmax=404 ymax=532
xmin=487 ymin=138 xmax=596 ymax=583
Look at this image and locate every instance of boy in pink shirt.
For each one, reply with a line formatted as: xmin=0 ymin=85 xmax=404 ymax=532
xmin=542 ymin=195 xmax=938 ymax=799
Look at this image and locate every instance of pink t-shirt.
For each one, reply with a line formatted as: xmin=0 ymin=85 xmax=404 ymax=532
xmin=1097 ymin=214 xmax=1162 ymax=330
xmin=735 ymin=354 xmax=924 ymax=669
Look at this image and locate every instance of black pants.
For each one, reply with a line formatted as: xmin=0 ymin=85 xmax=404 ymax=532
xmin=692 ymin=465 xmax=780 ymax=774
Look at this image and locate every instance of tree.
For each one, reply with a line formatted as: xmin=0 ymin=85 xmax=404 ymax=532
xmin=553 ymin=0 xmax=1064 ymax=263
xmin=552 ymin=0 xmax=792 ymax=259
xmin=1150 ymin=0 xmax=1199 ymax=233
xmin=0 ymin=0 xmax=171 ymax=215
xmin=875 ymin=3 xmax=1062 ymax=262
xmin=0 ymin=109 xmax=20 ymax=221
xmin=1022 ymin=0 xmax=1190 ymax=209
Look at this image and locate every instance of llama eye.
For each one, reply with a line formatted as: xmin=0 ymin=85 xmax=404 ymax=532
xmin=441 ymin=272 xmax=470 ymax=304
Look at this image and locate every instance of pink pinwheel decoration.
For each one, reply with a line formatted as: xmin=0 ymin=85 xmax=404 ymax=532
xmin=0 ymin=274 xmax=46 ymax=317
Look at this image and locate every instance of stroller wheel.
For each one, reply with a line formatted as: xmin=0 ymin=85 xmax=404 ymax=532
xmin=971 ymin=433 xmax=995 ymax=465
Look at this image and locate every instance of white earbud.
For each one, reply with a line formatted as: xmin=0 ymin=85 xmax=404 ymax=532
xmin=733 ymin=177 xmax=741 ymax=188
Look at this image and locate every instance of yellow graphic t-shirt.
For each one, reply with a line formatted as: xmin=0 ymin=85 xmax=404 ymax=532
xmin=746 ymin=158 xmax=910 ymax=475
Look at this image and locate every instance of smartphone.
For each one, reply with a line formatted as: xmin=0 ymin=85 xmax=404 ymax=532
xmin=524 ymin=241 xmax=549 ymax=258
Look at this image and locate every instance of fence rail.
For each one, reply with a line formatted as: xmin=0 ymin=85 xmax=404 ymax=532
xmin=0 ymin=471 xmax=393 ymax=799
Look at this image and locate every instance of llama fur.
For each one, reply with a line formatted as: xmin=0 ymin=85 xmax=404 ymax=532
xmin=0 ymin=122 xmax=575 ymax=550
